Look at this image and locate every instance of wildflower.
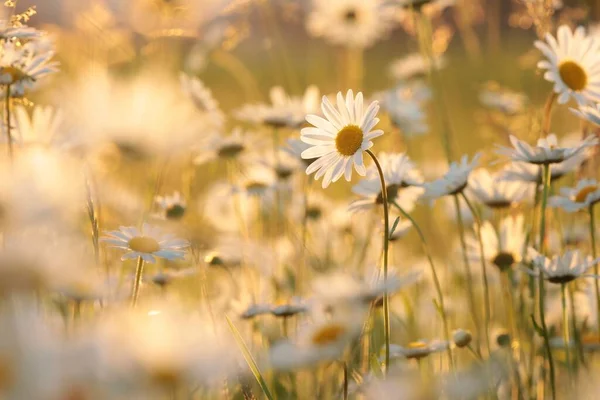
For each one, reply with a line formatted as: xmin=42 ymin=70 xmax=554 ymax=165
xmin=423 ymin=154 xmax=480 ymax=199
xmin=301 ymin=90 xmax=383 ymax=188
xmin=350 ymin=152 xmax=424 ymax=213
xmin=379 ymin=82 xmax=431 ymax=136
xmin=154 ymin=191 xmax=187 ymax=220
xmin=389 ymin=52 xmax=445 ymax=81
xmin=467 ymin=215 xmax=525 ymax=271
xmin=0 ymin=38 xmax=58 ymax=94
xmin=496 ymin=134 xmax=598 ymax=165
xmin=306 ymin=0 xmax=398 ymax=48
xmin=468 ymin=168 xmax=531 ymax=209
xmin=535 ymin=25 xmax=600 ymax=105
xmin=102 ymin=224 xmax=189 ymax=263
xmin=12 ymin=105 xmax=65 ymax=148
xmin=180 ymin=73 xmax=224 ymax=130
xmin=389 ymin=340 xmax=449 ymax=360
xmin=284 ymin=138 xmax=313 ymax=167
xmin=549 ymin=178 xmax=600 ymax=212
xmin=571 ymin=102 xmax=600 ymax=126
xmin=479 ymin=82 xmax=527 ymax=114
xmin=526 ymin=248 xmax=600 ymax=284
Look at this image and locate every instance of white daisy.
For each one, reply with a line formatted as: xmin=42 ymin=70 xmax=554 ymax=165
xmin=527 ymin=248 xmax=600 ymax=284
xmin=193 ymin=127 xmax=257 ymax=165
xmin=535 ymin=25 xmax=600 ymax=105
xmin=423 ymin=154 xmax=481 ymax=199
xmin=300 ymin=90 xmax=384 ymax=188
xmin=0 ymin=38 xmax=58 ymax=94
xmin=349 ymin=152 xmax=424 ymax=213
xmin=549 ymin=178 xmax=600 ymax=212
xmin=13 ymin=105 xmax=65 ymax=148
xmin=389 ymin=52 xmax=446 ymax=81
xmin=468 ymin=168 xmax=531 ymax=208
xmin=571 ymin=102 xmax=600 ymax=126
xmin=180 ymin=73 xmax=224 ymax=130
xmin=499 ymin=159 xmax=583 ymax=184
xmin=388 ymin=339 xmax=449 ymax=360
xmin=467 ymin=215 xmax=526 ymax=271
xmin=306 ymin=0 xmax=398 ymax=48
xmin=154 ymin=191 xmax=187 ymax=220
xmin=101 ymin=223 xmax=189 ymax=263
xmin=379 ymin=81 xmax=431 ymax=136
xmin=479 ymin=82 xmax=527 ymax=115
xmin=496 ymin=133 xmax=598 ymax=165
xmin=0 ymin=21 xmax=42 ymax=40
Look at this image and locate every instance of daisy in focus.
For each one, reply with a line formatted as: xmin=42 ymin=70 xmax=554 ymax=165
xmin=300 ymin=90 xmax=383 ymax=188
xmin=496 ymin=134 xmax=598 ymax=165
xmin=102 ymin=224 xmax=189 ymax=263
xmin=527 ymin=248 xmax=600 ymax=284
xmin=549 ymin=178 xmax=600 ymax=212
xmin=535 ymin=25 xmax=600 ymax=105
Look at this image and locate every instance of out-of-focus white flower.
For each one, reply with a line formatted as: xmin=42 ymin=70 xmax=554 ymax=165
xmin=468 ymin=168 xmax=531 ymax=208
xmin=423 ymin=154 xmax=480 ymax=199
xmin=389 ymin=52 xmax=445 ymax=81
xmin=467 ymin=215 xmax=525 ymax=271
xmin=479 ymin=82 xmax=527 ymax=114
xmin=306 ymin=0 xmax=399 ymax=48
xmin=549 ymin=178 xmax=600 ymax=212
xmin=527 ymin=248 xmax=600 ymax=284
xmin=496 ymin=134 xmax=598 ymax=165
xmin=388 ymin=339 xmax=449 ymax=360
xmin=0 ymin=38 xmax=58 ymax=94
xmin=180 ymin=73 xmax=224 ymax=130
xmin=154 ymin=191 xmax=187 ymax=220
xmin=379 ymin=82 xmax=431 ymax=136
xmin=571 ymin=102 xmax=600 ymax=126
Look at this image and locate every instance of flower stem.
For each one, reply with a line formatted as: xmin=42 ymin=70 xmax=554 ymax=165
xmin=561 ymin=283 xmax=572 ymax=384
xmin=460 ymin=192 xmax=491 ymax=355
xmin=4 ymin=84 xmax=13 ymax=161
xmin=542 ymin=92 xmax=557 ymax=137
xmin=539 ymin=163 xmax=556 ymax=400
xmin=343 ymin=361 xmax=348 ymax=400
xmin=391 ymin=200 xmax=454 ymax=370
xmin=131 ymin=256 xmax=145 ymax=307
xmin=589 ymin=205 xmax=600 ymax=340
xmin=365 ymin=149 xmax=390 ymax=372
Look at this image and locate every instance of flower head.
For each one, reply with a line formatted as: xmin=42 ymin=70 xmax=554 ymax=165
xmin=102 ymin=224 xmax=189 ymax=263
xmin=496 ymin=134 xmax=598 ymax=165
xmin=527 ymin=248 xmax=600 ymax=284
xmin=468 ymin=215 xmax=525 ymax=271
xmin=423 ymin=154 xmax=480 ymax=199
xmin=468 ymin=168 xmax=531 ymax=209
xmin=549 ymin=178 xmax=600 ymax=212
xmin=571 ymin=102 xmax=600 ymax=126
xmin=154 ymin=191 xmax=187 ymax=220
xmin=300 ymin=90 xmax=383 ymax=188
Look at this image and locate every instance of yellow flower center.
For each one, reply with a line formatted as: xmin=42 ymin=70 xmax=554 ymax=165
xmin=311 ymin=323 xmax=347 ymax=346
xmin=558 ymin=60 xmax=587 ymax=91
xmin=128 ymin=236 xmax=160 ymax=253
xmin=335 ymin=125 xmax=363 ymax=157
xmin=574 ymin=185 xmax=598 ymax=203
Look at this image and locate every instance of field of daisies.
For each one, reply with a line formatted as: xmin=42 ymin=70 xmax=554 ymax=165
xmin=3 ymin=0 xmax=600 ymax=399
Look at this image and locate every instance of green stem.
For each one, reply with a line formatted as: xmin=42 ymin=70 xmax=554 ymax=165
xmin=539 ymin=163 xmax=556 ymax=400
xmin=4 ymin=84 xmax=12 ymax=161
xmin=131 ymin=256 xmax=145 ymax=307
xmin=391 ymin=200 xmax=454 ymax=370
xmin=453 ymin=195 xmax=482 ymax=350
xmin=568 ymin=284 xmax=584 ymax=369
xmin=589 ymin=205 xmax=600 ymax=340
xmin=561 ymin=283 xmax=572 ymax=384
xmin=365 ymin=149 xmax=390 ymax=372
xmin=460 ymin=192 xmax=491 ymax=355
xmin=343 ymin=361 xmax=348 ymax=400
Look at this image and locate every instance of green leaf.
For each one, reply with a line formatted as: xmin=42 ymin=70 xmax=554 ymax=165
xmin=388 ymin=216 xmax=401 ymax=239
xmin=226 ymin=315 xmax=275 ymax=400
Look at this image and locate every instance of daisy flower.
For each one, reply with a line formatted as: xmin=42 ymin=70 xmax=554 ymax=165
xmin=549 ymin=178 xmax=600 ymax=212
xmin=349 ymin=152 xmax=424 ymax=213
xmin=285 ymin=138 xmax=313 ymax=168
xmin=527 ymin=248 xmax=600 ymax=284
xmin=13 ymin=105 xmax=65 ymax=148
xmin=101 ymin=224 xmax=189 ymax=263
xmin=306 ymin=0 xmax=398 ymax=49
xmin=0 ymin=21 xmax=42 ymax=40
xmin=467 ymin=215 xmax=525 ymax=271
xmin=154 ymin=191 xmax=187 ymax=220
xmin=388 ymin=52 xmax=446 ymax=81
xmin=496 ymin=133 xmax=598 ymax=165
xmin=193 ymin=127 xmax=256 ymax=165
xmin=423 ymin=154 xmax=481 ymax=199
xmin=300 ymin=90 xmax=383 ymax=188
xmin=479 ymin=82 xmax=527 ymax=115
xmin=571 ymin=102 xmax=600 ymax=126
xmin=0 ymin=38 xmax=58 ymax=94
xmin=379 ymin=82 xmax=431 ymax=136
xmin=535 ymin=25 xmax=600 ymax=105
xmin=468 ymin=168 xmax=531 ymax=209
xmin=180 ymin=73 xmax=224 ymax=130
xmin=388 ymin=339 xmax=449 ymax=360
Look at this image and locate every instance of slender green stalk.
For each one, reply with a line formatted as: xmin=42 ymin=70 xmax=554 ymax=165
xmin=365 ymin=149 xmax=391 ymax=372
xmin=460 ymin=192 xmax=491 ymax=354
xmin=453 ymin=195 xmax=481 ymax=349
xmin=561 ymin=283 xmax=572 ymax=384
xmin=391 ymin=200 xmax=454 ymax=369
xmin=589 ymin=205 xmax=600 ymax=340
xmin=4 ymin=84 xmax=12 ymax=161
xmin=343 ymin=361 xmax=348 ymax=400
xmin=568 ymin=285 xmax=584 ymax=369
xmin=538 ymin=163 xmax=556 ymax=400
xmin=131 ymin=256 xmax=145 ymax=307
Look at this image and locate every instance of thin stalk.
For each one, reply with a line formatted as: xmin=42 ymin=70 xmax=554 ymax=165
xmin=460 ymin=192 xmax=491 ymax=354
xmin=542 ymin=92 xmax=557 ymax=137
xmin=131 ymin=256 xmax=145 ymax=307
xmin=568 ymin=285 xmax=584 ymax=368
xmin=343 ymin=361 xmax=348 ymax=400
xmin=4 ymin=84 xmax=12 ymax=161
xmin=365 ymin=149 xmax=391 ymax=372
xmin=392 ymin=200 xmax=454 ymax=369
xmin=538 ymin=163 xmax=556 ymax=400
xmin=561 ymin=283 xmax=572 ymax=384
xmin=453 ymin=195 xmax=481 ymax=348
xmin=589 ymin=205 xmax=600 ymax=339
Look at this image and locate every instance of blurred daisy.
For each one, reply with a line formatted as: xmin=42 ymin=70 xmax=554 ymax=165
xmin=0 ymin=38 xmax=58 ymax=94
xmin=468 ymin=168 xmax=531 ymax=209
xmin=148 ymin=267 xmax=198 ymax=289
xmin=379 ymin=82 xmax=431 ymax=136
xmin=527 ymin=248 xmax=600 ymax=284
xmin=180 ymin=73 xmax=224 ymax=130
xmin=496 ymin=134 xmax=598 ymax=165
xmin=423 ymin=154 xmax=480 ymax=199
xmin=13 ymin=105 xmax=65 ymax=148
xmin=193 ymin=127 xmax=254 ymax=165
xmin=102 ymin=224 xmax=189 ymax=263
xmin=0 ymin=21 xmax=42 ymax=40
xmin=389 ymin=53 xmax=445 ymax=81
xmin=285 ymin=138 xmax=313 ymax=168
xmin=233 ymin=164 xmax=279 ymax=199
xmin=389 ymin=339 xmax=449 ymax=360
xmin=479 ymin=82 xmax=527 ymax=115
xmin=535 ymin=25 xmax=600 ymax=105
xmin=571 ymin=102 xmax=600 ymax=126
xmin=306 ymin=0 xmax=398 ymax=48
xmin=549 ymin=178 xmax=600 ymax=212
xmin=301 ymin=90 xmax=383 ymax=188
xmin=235 ymin=85 xmax=320 ymax=128
xmin=154 ymin=191 xmax=186 ymax=220
xmin=467 ymin=215 xmax=525 ymax=271
xmin=350 ymin=152 xmax=424 ymax=213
